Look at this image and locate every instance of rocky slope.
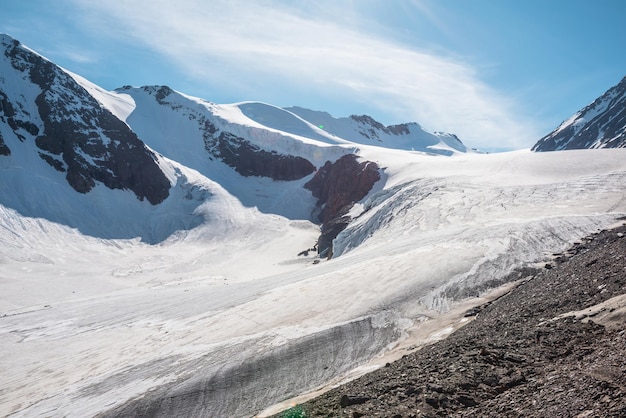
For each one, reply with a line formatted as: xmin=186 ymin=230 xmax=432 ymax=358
xmin=287 ymin=221 xmax=626 ymax=417
xmin=304 ymin=154 xmax=381 ymax=257
xmin=0 ymin=34 xmax=171 ymax=205
xmin=1 ymin=33 xmax=478 ymax=254
xmin=532 ymin=76 xmax=626 ymax=151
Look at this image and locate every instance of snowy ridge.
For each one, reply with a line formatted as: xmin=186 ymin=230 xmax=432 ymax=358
xmin=114 ymin=86 xmax=326 ymax=219
xmin=2 ymin=33 xmax=626 ymax=417
xmin=118 ymin=86 xmax=350 ymax=168
xmin=67 ymin=70 xmax=136 ymax=122
xmin=286 ymin=106 xmax=473 ymax=155
xmin=533 ymin=75 xmax=626 ymax=151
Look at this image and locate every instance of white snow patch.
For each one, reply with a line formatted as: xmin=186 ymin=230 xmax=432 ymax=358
xmin=2 ymin=149 xmax=626 ymax=417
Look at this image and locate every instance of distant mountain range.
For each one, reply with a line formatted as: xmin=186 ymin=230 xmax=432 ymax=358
xmin=2 ymin=33 xmax=626 ymax=418
xmin=532 ymin=76 xmax=626 ymax=151
xmin=1 ymin=32 xmax=624 ymax=254
xmin=0 ymin=33 xmax=474 ymax=254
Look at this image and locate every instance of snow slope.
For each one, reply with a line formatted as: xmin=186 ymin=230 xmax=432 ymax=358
xmin=286 ymin=105 xmax=472 ymax=155
xmin=1 ymin=149 xmax=625 ymax=417
xmin=2 ymin=33 xmax=626 ymax=418
xmin=532 ymin=75 xmax=626 ymax=151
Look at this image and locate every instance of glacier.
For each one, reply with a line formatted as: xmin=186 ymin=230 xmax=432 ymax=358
xmin=1 ymin=33 xmax=626 ymax=418
xmin=1 ymin=148 xmax=625 ymax=417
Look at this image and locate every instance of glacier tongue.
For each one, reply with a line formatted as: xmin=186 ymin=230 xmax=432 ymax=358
xmin=2 ymin=148 xmax=626 ymax=417
xmin=3 ymin=31 xmax=626 ymax=418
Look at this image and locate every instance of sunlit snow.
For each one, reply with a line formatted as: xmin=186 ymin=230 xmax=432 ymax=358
xmin=2 ymin=146 xmax=625 ymax=416
xmin=1 ymin=38 xmax=625 ymax=416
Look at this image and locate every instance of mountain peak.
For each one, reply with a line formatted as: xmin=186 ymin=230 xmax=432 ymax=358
xmin=0 ymin=37 xmax=172 ymax=204
xmin=0 ymin=32 xmax=17 ymax=45
xmin=285 ymin=106 xmax=470 ymax=155
xmin=532 ymin=75 xmax=626 ymax=151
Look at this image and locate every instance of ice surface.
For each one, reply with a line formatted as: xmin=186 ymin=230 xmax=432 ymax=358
xmin=2 ymin=35 xmax=625 ymax=415
xmin=1 ymin=147 xmax=625 ymax=417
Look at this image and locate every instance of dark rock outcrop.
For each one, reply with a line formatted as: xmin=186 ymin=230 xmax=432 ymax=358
xmin=0 ymin=133 xmax=10 ymax=155
xmin=350 ymin=115 xmax=411 ymax=141
xmin=205 ymin=131 xmax=315 ymax=181
xmin=2 ymin=36 xmax=170 ymax=204
xmin=1 ymin=87 xmax=38 ymax=143
xmin=533 ymin=75 xmax=626 ymax=151
xmin=305 ymin=154 xmax=380 ymax=257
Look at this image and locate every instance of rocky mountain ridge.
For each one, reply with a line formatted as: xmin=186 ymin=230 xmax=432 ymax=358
xmin=0 ymin=34 xmax=171 ymax=205
xmin=0 ymin=33 xmax=472 ymax=255
xmin=533 ymin=75 xmax=626 ymax=151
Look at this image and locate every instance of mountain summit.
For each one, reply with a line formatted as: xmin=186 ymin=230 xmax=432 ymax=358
xmin=0 ymin=34 xmax=171 ymax=204
xmin=2 ymin=34 xmax=626 ymax=418
xmin=532 ymin=76 xmax=626 ymax=151
xmin=0 ymin=33 xmax=472 ymax=251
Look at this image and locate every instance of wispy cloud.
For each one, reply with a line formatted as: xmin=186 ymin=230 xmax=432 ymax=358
xmin=69 ymin=0 xmax=539 ymax=150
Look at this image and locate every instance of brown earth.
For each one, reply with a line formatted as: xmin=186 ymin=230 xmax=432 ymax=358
xmin=279 ymin=221 xmax=626 ymax=418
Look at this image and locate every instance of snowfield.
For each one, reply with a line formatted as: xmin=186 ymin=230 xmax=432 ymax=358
xmin=1 ymin=148 xmax=625 ymax=417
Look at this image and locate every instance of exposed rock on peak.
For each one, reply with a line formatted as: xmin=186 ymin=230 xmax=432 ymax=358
xmin=206 ymin=132 xmax=316 ymax=181
xmin=286 ymin=106 xmax=470 ymax=155
xmin=533 ymin=76 xmax=626 ymax=151
xmin=350 ymin=114 xmax=412 ymax=139
xmin=1 ymin=36 xmax=171 ymax=204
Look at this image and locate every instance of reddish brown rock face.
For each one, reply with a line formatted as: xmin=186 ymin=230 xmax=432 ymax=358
xmin=207 ymin=132 xmax=315 ymax=181
xmin=305 ymin=154 xmax=380 ymax=257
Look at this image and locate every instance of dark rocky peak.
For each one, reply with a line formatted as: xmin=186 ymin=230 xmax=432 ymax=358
xmin=387 ymin=123 xmax=411 ymax=135
xmin=153 ymin=85 xmax=175 ymax=104
xmin=533 ymin=75 xmax=626 ymax=151
xmin=350 ymin=114 xmax=418 ymax=140
xmin=118 ymin=85 xmax=182 ymax=110
xmin=350 ymin=114 xmax=387 ymax=131
xmin=131 ymin=85 xmax=176 ymax=105
xmin=1 ymin=35 xmax=171 ymax=204
xmin=350 ymin=114 xmax=392 ymax=141
xmin=435 ymin=132 xmax=463 ymax=144
xmin=305 ymin=154 xmax=381 ymax=257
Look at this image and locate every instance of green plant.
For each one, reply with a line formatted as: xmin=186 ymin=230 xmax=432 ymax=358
xmin=280 ymin=404 xmax=307 ymax=418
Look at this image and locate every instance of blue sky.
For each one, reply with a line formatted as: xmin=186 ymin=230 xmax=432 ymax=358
xmin=1 ymin=0 xmax=625 ymax=151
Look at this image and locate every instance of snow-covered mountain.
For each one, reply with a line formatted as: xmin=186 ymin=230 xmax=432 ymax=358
xmin=532 ymin=75 xmax=626 ymax=151
xmin=286 ymin=106 xmax=471 ymax=155
xmin=1 ymin=34 xmax=626 ymax=418
xmin=0 ymin=34 xmax=225 ymax=243
xmin=0 ymin=33 xmax=474 ymax=251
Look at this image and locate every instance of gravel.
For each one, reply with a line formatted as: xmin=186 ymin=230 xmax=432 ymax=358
xmin=282 ymin=222 xmax=626 ymax=417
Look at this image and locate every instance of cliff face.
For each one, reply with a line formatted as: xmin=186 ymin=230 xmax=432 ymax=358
xmin=1 ymin=35 xmax=171 ymax=205
xmin=206 ymin=131 xmax=316 ymax=181
xmin=305 ymin=154 xmax=381 ymax=257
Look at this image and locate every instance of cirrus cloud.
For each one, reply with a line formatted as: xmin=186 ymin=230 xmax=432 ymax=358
xmin=69 ymin=0 xmax=540 ymax=150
